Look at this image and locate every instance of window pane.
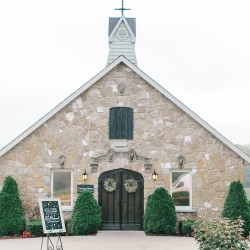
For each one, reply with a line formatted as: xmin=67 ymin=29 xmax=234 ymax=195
xmin=53 ymin=171 xmax=71 ymax=206
xmin=172 ymin=172 xmax=190 ymax=206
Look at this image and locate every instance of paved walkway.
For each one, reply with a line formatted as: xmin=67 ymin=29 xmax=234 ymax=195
xmin=0 ymin=231 xmax=198 ymax=250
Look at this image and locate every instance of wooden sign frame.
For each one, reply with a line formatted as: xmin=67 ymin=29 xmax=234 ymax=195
xmin=39 ymin=198 xmax=66 ymax=234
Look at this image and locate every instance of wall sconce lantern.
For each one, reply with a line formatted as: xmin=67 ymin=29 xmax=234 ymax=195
xmin=178 ymin=155 xmax=184 ymax=168
xmin=152 ymin=169 xmax=158 ymax=181
xmin=59 ymin=155 xmax=66 ymax=167
xmin=82 ymin=170 xmax=88 ymax=181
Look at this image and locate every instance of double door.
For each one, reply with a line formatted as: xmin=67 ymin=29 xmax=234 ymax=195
xmin=98 ymin=168 xmax=144 ymax=230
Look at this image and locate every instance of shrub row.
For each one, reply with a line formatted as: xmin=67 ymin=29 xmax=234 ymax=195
xmin=27 ymin=220 xmax=44 ymax=237
xmin=0 ymin=175 xmax=101 ymax=237
xmin=26 ymin=218 xmax=73 ymax=237
xmin=179 ymin=220 xmax=195 ymax=236
xmin=1 ymin=175 xmax=250 ymax=246
xmin=26 ymin=191 xmax=102 ymax=236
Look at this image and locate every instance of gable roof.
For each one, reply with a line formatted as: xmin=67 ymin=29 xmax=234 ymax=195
xmin=108 ymin=17 xmax=136 ymax=37
xmin=0 ymin=56 xmax=250 ymax=164
xmin=108 ymin=15 xmax=136 ymax=43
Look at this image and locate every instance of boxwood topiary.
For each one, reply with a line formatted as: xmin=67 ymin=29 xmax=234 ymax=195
xmin=72 ymin=190 xmax=101 ymax=235
xmin=0 ymin=176 xmax=26 ymax=236
xmin=222 ymin=180 xmax=250 ymax=237
xmin=144 ymin=187 xmax=176 ymax=235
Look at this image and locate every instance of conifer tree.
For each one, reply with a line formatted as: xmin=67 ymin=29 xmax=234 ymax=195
xmin=222 ymin=180 xmax=250 ymax=237
xmin=0 ymin=176 xmax=26 ymax=236
xmin=144 ymin=187 xmax=176 ymax=234
xmin=72 ymin=190 xmax=101 ymax=235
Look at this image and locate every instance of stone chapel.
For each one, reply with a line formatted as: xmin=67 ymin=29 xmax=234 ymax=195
xmin=0 ymin=10 xmax=250 ymax=230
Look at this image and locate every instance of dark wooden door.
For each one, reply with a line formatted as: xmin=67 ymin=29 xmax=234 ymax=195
xmin=99 ymin=168 xmax=144 ymax=230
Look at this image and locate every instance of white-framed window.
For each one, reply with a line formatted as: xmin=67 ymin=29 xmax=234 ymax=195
xmin=170 ymin=170 xmax=192 ymax=211
xmin=51 ymin=169 xmax=73 ymax=211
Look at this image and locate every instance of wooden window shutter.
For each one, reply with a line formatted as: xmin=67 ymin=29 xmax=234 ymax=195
xmin=109 ymin=108 xmax=117 ymax=139
xmin=126 ymin=108 xmax=133 ymax=139
xmin=109 ymin=107 xmax=133 ymax=139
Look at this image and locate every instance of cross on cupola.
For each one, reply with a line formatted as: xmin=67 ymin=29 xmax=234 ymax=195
xmin=107 ymin=0 xmax=137 ymax=66
xmin=115 ymin=0 xmax=131 ymax=16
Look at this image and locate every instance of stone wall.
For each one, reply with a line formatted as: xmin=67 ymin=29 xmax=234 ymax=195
xmin=0 ymin=63 xmax=244 ymax=220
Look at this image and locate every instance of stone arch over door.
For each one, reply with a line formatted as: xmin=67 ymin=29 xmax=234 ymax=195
xmin=98 ymin=168 xmax=144 ymax=230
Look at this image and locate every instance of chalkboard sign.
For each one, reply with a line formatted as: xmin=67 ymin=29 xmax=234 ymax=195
xmin=77 ymin=184 xmax=94 ymax=193
xmin=39 ymin=198 xmax=66 ymax=234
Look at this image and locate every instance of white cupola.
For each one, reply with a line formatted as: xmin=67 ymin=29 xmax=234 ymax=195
xmin=107 ymin=15 xmax=137 ymax=66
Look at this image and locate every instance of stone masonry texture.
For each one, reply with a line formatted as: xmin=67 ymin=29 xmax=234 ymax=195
xmin=0 ymin=63 xmax=244 ymax=221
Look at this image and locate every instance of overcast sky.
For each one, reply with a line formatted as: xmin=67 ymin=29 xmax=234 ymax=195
xmin=0 ymin=0 xmax=250 ymax=150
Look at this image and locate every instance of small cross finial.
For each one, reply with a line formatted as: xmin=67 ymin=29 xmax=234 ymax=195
xmin=115 ymin=0 xmax=131 ymax=16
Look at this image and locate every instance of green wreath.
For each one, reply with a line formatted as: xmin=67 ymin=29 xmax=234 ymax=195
xmin=124 ymin=179 xmax=138 ymax=193
xmin=104 ymin=178 xmax=117 ymax=192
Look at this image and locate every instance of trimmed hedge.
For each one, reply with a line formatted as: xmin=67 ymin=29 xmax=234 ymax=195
xmin=72 ymin=191 xmax=101 ymax=235
xmin=27 ymin=218 xmax=72 ymax=237
xmin=179 ymin=220 xmax=195 ymax=236
xmin=144 ymin=187 xmax=176 ymax=235
xmin=0 ymin=176 xmax=26 ymax=236
xmin=27 ymin=220 xmax=44 ymax=237
xmin=222 ymin=180 xmax=250 ymax=237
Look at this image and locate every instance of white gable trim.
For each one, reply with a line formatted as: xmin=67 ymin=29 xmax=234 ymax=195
xmin=0 ymin=59 xmax=123 ymax=156
xmin=120 ymin=57 xmax=250 ymax=164
xmin=109 ymin=16 xmax=136 ymax=43
xmin=1 ymin=56 xmax=250 ymax=164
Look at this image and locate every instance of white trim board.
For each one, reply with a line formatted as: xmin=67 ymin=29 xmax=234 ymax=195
xmin=0 ymin=56 xmax=249 ymax=164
